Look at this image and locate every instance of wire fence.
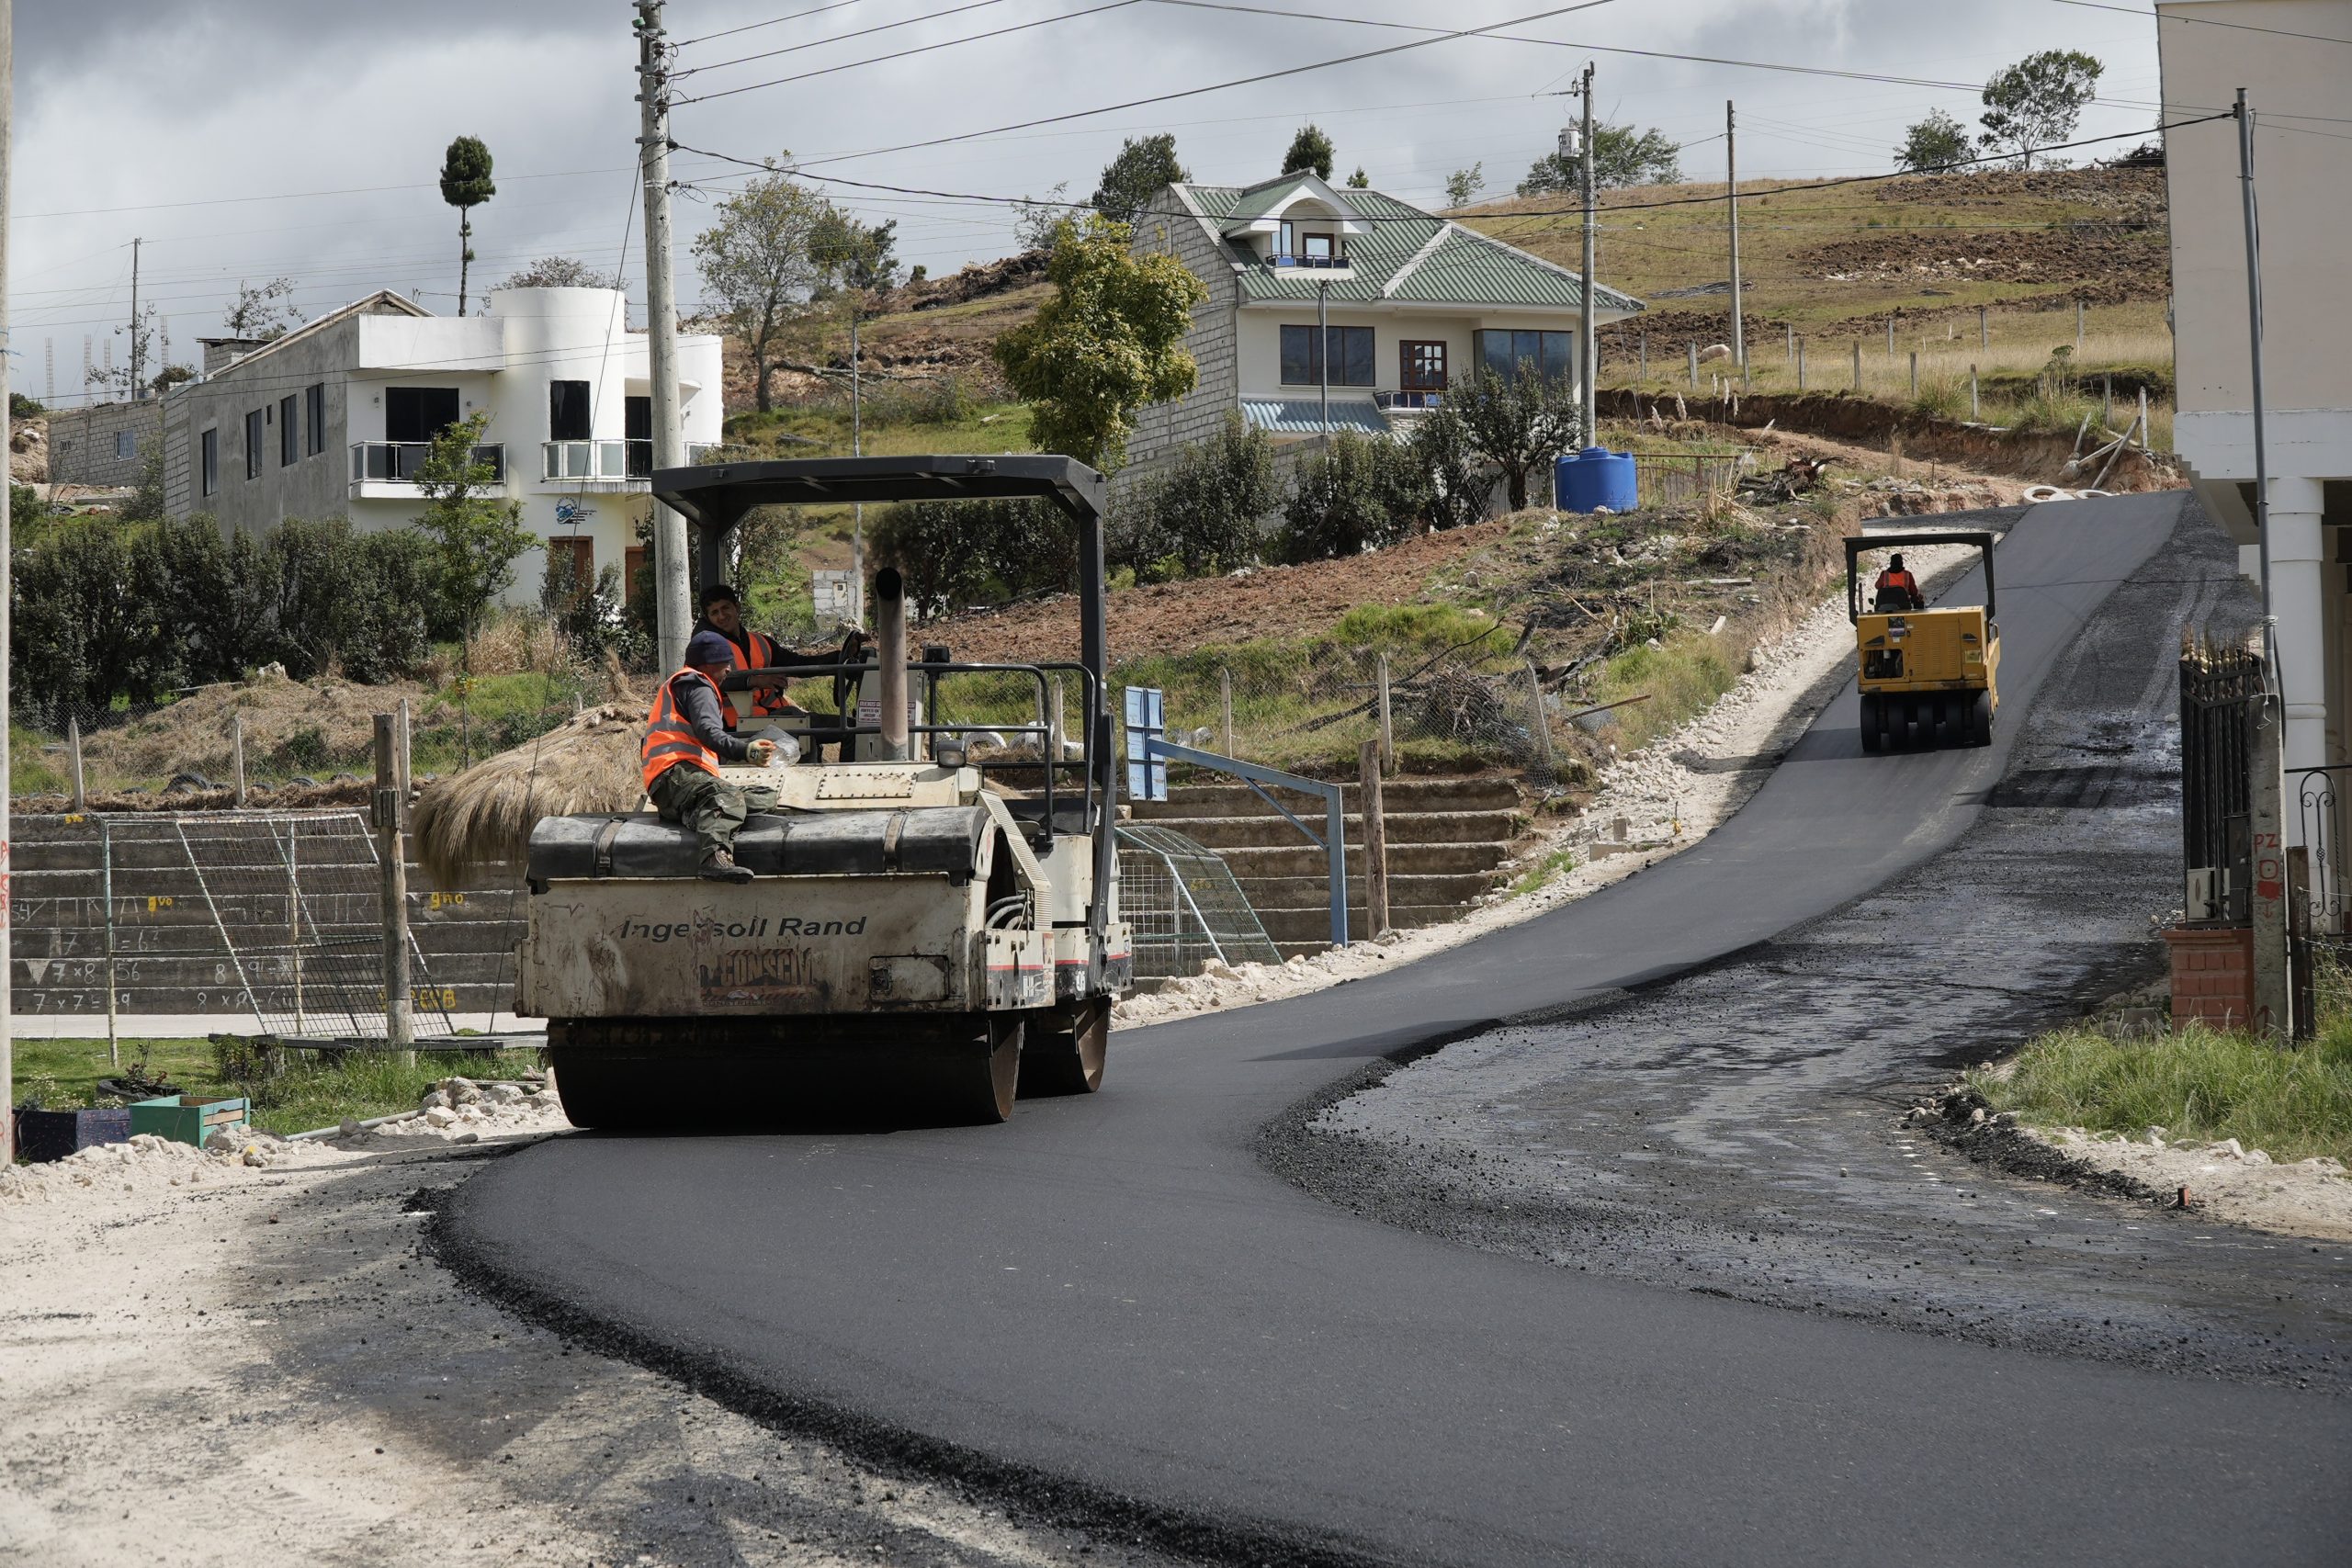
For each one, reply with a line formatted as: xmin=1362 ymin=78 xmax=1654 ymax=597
xmin=10 ymin=810 xmax=521 ymax=1039
xmin=1114 ymin=826 xmax=1282 ymax=979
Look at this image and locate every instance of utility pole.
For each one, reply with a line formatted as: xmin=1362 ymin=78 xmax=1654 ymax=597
xmin=2 ymin=0 xmax=16 ymax=1163
xmin=1724 ymin=101 xmax=1744 ymax=371
xmin=2234 ymin=89 xmax=2277 ymax=675
xmin=128 ymin=236 xmax=141 ymax=400
xmin=851 ymin=305 xmax=865 ymax=622
xmin=1577 ymin=62 xmax=1599 ymax=444
xmin=636 ymin=0 xmax=690 ymax=671
xmin=1317 ymin=278 xmax=1331 ymax=446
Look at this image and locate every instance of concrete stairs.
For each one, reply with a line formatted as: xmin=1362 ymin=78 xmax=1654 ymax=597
xmin=1125 ymin=775 xmax=1526 ymax=958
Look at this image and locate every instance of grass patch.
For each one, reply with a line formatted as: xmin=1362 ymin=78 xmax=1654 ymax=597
xmin=1973 ymin=1009 xmax=2352 ymax=1166
xmin=14 ymin=1036 xmax=521 ymax=1139
xmin=1589 ymin=630 xmax=1739 ymax=754
xmin=1510 ymin=846 xmax=1577 ymax=897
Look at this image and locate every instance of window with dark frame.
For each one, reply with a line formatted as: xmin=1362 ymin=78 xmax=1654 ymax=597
xmin=1400 ymin=340 xmax=1448 ymax=391
xmin=1302 ymin=232 xmax=1334 ymax=260
xmin=200 ymin=428 xmax=219 ymax=496
xmin=1473 ymin=328 xmax=1577 ymax=387
xmin=305 ymin=383 xmax=326 ymax=456
xmin=244 ymin=409 xmax=265 ymax=479
xmin=1280 ymin=324 xmax=1375 ymax=388
xmin=115 ymin=431 xmax=137 ymax=460
xmin=279 ymin=394 xmax=299 ymax=466
xmin=549 ymin=380 xmax=594 ymax=441
xmin=384 ymin=386 xmax=459 ymax=444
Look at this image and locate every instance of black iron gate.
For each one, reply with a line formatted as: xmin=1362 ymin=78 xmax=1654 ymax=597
xmin=2178 ymin=635 xmax=2261 ymax=922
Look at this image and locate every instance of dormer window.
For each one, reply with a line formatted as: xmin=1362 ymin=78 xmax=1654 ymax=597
xmin=1272 ymin=220 xmax=1344 ymax=267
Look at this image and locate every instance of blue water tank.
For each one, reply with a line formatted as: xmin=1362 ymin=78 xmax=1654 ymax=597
xmin=1554 ymin=446 xmax=1638 ymax=514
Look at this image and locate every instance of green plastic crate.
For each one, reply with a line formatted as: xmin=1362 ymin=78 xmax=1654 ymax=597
xmin=129 ymin=1095 xmax=249 ymax=1147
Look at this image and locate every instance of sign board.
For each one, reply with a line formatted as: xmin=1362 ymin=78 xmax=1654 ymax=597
xmin=813 ymin=569 xmax=860 ymax=626
xmin=1124 ymin=686 xmax=1167 ymax=803
xmin=553 ymin=498 xmax=596 ymax=528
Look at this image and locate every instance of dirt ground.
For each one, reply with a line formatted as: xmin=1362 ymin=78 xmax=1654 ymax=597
xmin=0 ymin=1109 xmax=1185 ymax=1568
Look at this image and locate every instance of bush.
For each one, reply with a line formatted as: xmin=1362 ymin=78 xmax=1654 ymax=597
xmin=871 ymin=497 xmax=1074 ymax=620
xmin=1407 ymin=401 xmax=1490 ymax=530
xmin=1117 ymin=415 xmax=1280 ymax=581
xmin=1275 ymin=432 xmax=1424 ymax=564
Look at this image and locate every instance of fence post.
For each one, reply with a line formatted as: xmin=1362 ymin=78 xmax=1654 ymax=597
xmin=1687 ymin=342 xmax=1698 ymax=386
xmin=2250 ymin=690 xmax=2292 ymax=1041
xmin=1979 ymin=305 xmax=1988 ymax=350
xmin=1524 ymin=660 xmax=1555 ymax=773
xmin=2102 ymin=376 xmax=2113 ymax=432
xmin=1970 ymin=364 xmax=1980 ymax=421
xmin=2139 ymin=387 xmax=2151 ymax=447
xmin=1851 ymin=340 xmax=1861 ymax=391
xmin=375 ymin=707 xmax=415 ymax=1057
xmin=99 ymin=816 xmax=118 ymax=1068
xmin=1359 ymin=739 xmax=1390 ymax=939
xmin=2076 ymin=297 xmax=2086 ymax=347
xmin=67 ymin=717 xmax=85 ymax=811
xmin=1375 ymin=651 xmax=1395 ymax=776
xmin=1797 ymin=339 xmax=1806 ymax=391
xmin=1886 ymin=318 xmax=1894 ymax=358
xmin=1909 ymin=351 xmax=1918 ymax=396
xmin=288 ymin=823 xmax=304 ymax=1036
xmin=231 ymin=715 xmax=247 ymax=808
xmin=1218 ymin=667 xmax=1234 ymax=758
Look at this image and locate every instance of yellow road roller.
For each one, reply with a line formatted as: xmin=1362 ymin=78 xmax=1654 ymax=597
xmin=1846 ymin=529 xmax=1999 ymax=752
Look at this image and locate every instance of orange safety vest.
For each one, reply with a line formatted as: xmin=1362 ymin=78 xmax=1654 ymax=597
xmin=640 ymin=670 xmax=724 ymax=790
xmin=1876 ymin=569 xmax=1920 ymax=601
xmin=716 ymin=630 xmax=780 ymax=728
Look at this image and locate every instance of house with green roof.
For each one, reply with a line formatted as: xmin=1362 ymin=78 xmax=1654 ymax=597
xmin=1121 ymin=169 xmax=1644 ymax=488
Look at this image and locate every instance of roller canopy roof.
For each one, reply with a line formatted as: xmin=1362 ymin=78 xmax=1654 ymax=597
xmin=653 ymin=455 xmax=1107 ymax=525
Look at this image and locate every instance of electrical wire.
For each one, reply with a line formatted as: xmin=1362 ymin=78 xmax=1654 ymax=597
xmin=687 ymin=0 xmax=1622 ymax=166
xmin=2045 ymin=0 xmax=2352 ymax=43
xmin=677 ymin=0 xmax=1144 ymax=103
xmin=674 ymin=0 xmax=1021 ymax=75
xmin=673 ymin=0 xmax=870 ymax=48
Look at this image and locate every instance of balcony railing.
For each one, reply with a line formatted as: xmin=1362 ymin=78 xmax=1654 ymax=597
xmin=542 ymin=439 xmax=721 ymax=482
xmin=1374 ymin=389 xmax=1443 ymax=412
xmin=350 ymin=442 xmax=505 ymax=483
xmin=1268 ymin=253 xmax=1350 ymax=269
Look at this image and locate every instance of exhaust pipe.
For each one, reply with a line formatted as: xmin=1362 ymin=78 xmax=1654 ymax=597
xmin=876 ymin=567 xmax=909 ymax=761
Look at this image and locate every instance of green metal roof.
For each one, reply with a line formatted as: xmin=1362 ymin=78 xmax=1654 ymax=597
xmin=1177 ymin=184 xmax=1643 ymax=317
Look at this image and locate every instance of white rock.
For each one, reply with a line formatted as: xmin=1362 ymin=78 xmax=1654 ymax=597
xmin=242 ymin=1147 xmax=269 ymax=1168
xmin=420 ymin=1089 xmax=451 ymax=1111
xmin=423 ymin=1107 xmax=459 ymax=1129
xmin=485 ymin=1083 xmax=525 ymax=1106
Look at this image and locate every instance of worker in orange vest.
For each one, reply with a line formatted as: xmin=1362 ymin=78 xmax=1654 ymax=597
xmin=640 ymin=631 xmax=781 ymax=883
xmin=695 ymin=582 xmax=835 ymax=730
xmin=1873 ymin=553 xmax=1926 ymax=613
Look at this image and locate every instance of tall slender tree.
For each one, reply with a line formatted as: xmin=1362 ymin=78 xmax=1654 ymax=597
xmin=438 ymin=136 xmax=497 ymax=314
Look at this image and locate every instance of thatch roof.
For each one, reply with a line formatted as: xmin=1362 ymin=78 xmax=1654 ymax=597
xmin=414 ymin=704 xmax=645 ymax=886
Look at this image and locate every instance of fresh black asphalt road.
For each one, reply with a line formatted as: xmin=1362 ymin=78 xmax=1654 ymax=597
xmin=449 ymin=491 xmax=2351 ymax=1566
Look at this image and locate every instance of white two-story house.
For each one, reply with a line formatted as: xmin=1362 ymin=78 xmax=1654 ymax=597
xmin=160 ymin=286 xmax=725 ymax=604
xmin=1120 ymin=170 xmax=1644 ymax=488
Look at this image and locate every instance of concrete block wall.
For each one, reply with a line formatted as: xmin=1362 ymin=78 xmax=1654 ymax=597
xmin=1116 ymin=190 xmax=1243 ymax=509
xmin=47 ymin=400 xmax=164 ymax=488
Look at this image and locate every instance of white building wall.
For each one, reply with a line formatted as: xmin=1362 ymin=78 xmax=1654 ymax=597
xmin=2160 ymin=0 xmax=2352 ymax=807
xmin=1232 ymin=306 xmax=1585 ymax=401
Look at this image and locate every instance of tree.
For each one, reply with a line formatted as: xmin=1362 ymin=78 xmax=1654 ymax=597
xmin=223 ymin=277 xmax=303 ymax=340
xmin=1893 ymin=110 xmax=1973 ymax=173
xmin=498 ymin=255 xmax=620 ymax=290
xmin=692 ymin=164 xmax=829 ymax=413
xmin=92 ymin=302 xmax=161 ymax=396
xmin=871 ymin=499 xmax=1071 ymax=620
xmin=1276 ymin=433 xmax=1421 ymax=563
xmin=1282 ymin=124 xmax=1335 ymax=181
xmin=1444 ymin=164 xmax=1486 ymax=209
xmin=1092 ymin=133 xmax=1187 ymax=224
xmin=413 ymin=410 xmax=534 ymax=660
xmin=1118 ymin=414 xmax=1280 ymax=581
xmin=1978 ymin=50 xmax=2103 ymax=170
xmin=1517 ymin=124 xmax=1682 ymax=196
xmin=1346 ymin=167 xmax=1370 ymax=189
xmin=810 ymin=210 xmax=900 ymax=296
xmin=1448 ymin=365 xmax=1578 ymax=512
xmin=991 ymin=216 xmax=1209 ymax=471
xmin=438 ymin=135 xmax=497 ymax=315
xmin=1013 ymin=182 xmax=1070 ymax=252
xmin=1408 ymin=400 xmax=1489 ymax=530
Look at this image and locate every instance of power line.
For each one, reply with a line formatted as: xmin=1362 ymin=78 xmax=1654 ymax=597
xmin=675 ymin=0 xmax=1020 ymax=75
xmin=673 ymin=0 xmax=869 ymax=48
xmin=677 ymin=0 xmax=1144 ymax=103
xmin=694 ymin=0 xmax=1623 ymax=166
xmin=2045 ymin=0 xmax=2352 ymax=43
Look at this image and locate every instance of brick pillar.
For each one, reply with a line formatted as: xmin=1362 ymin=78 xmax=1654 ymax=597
xmin=2161 ymin=924 xmax=2255 ymax=1033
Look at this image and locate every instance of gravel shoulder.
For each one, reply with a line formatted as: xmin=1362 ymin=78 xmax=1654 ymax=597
xmin=0 ymin=1102 xmax=1173 ymax=1567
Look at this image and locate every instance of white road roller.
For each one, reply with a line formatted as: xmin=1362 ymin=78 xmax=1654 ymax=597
xmin=516 ymin=457 xmax=1131 ymax=1127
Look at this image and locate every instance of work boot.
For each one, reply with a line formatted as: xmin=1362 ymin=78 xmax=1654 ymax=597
xmin=698 ymin=849 xmax=754 ymax=884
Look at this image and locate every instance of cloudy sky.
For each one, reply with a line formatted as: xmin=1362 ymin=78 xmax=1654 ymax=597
xmin=15 ymin=0 xmax=2178 ymax=405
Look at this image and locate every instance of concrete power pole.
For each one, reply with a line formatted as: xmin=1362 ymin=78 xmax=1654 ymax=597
xmin=1578 ymin=62 xmax=1599 ymax=445
xmin=636 ymin=0 xmax=690 ymax=671
xmin=1724 ymin=102 xmax=1744 ymax=371
xmin=2 ymin=0 xmax=16 ymax=1163
xmin=128 ymin=237 xmax=141 ymax=400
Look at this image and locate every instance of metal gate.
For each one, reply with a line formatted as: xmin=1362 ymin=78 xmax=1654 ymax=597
xmin=2178 ymin=636 xmax=2261 ymax=921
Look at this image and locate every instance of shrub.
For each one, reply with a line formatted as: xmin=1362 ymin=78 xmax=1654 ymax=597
xmin=1118 ymin=415 xmax=1281 ymax=581
xmin=1275 ymin=432 xmax=1423 ymax=564
xmin=1408 ymin=401 xmax=1491 ymax=530
xmin=871 ymin=497 xmax=1073 ymax=620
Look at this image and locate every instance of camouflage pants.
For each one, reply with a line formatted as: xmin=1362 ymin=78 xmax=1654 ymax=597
xmin=649 ymin=765 xmax=780 ymax=861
